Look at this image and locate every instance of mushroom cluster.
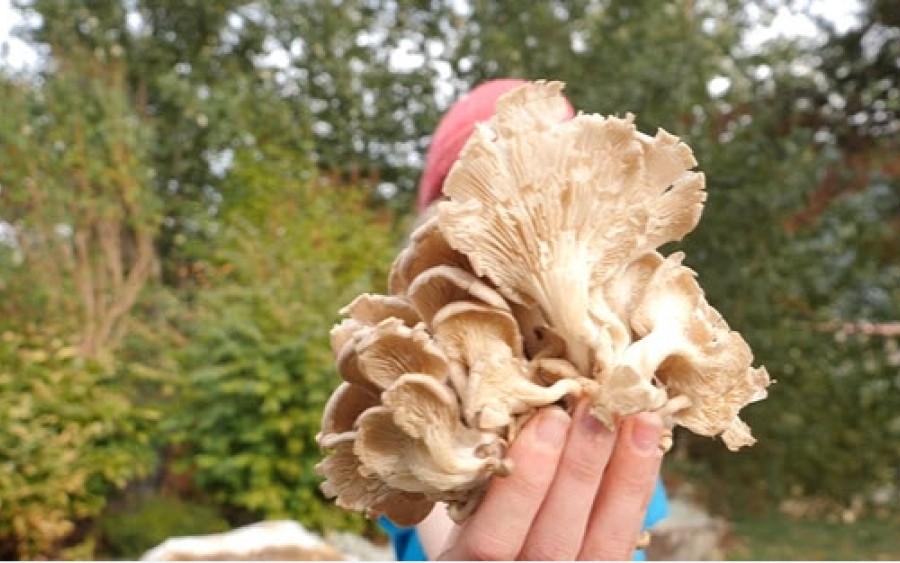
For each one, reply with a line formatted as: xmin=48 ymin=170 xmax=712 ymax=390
xmin=316 ymin=81 xmax=770 ymax=526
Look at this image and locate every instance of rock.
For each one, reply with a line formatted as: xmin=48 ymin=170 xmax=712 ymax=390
xmin=646 ymin=498 xmax=728 ymax=561
xmin=141 ymin=520 xmax=346 ymax=561
xmin=326 ymin=531 xmax=396 ymax=561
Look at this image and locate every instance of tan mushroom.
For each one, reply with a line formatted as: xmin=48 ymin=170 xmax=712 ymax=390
xmin=407 ymin=264 xmax=510 ymax=326
xmin=437 ymin=81 xmax=705 ymax=376
xmin=431 ymin=301 xmax=581 ymax=430
xmin=611 ymin=252 xmax=771 ymax=449
xmin=340 ymin=293 xmax=422 ymax=327
xmin=389 ymin=216 xmax=472 ymax=295
xmin=354 ymin=392 xmax=507 ymax=494
xmin=318 ymin=79 xmax=770 ymax=526
xmin=330 ymin=293 xmax=421 ymax=356
xmin=317 ymin=382 xmax=379 ymax=444
xmin=336 ymin=318 xmax=450 ymax=392
xmin=316 ymin=441 xmax=434 ymax=526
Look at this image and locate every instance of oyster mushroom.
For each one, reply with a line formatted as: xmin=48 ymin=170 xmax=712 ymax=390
xmin=437 ymin=81 xmax=705 ymax=375
xmin=330 ymin=293 xmax=421 ymax=354
xmin=354 ymin=378 xmax=508 ymax=494
xmin=389 ymin=216 xmax=472 ymax=295
xmin=316 ymin=441 xmax=434 ymax=526
xmin=336 ymin=317 xmax=450 ymax=392
xmin=407 ymin=264 xmax=510 ymax=326
xmin=318 ymin=79 xmax=770 ymax=527
xmin=431 ymin=301 xmax=581 ymax=430
xmin=317 ymin=382 xmax=379 ymax=447
xmin=611 ymin=252 xmax=770 ymax=449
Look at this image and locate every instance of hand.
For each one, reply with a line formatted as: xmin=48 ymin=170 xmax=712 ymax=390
xmin=422 ymin=399 xmax=665 ymax=561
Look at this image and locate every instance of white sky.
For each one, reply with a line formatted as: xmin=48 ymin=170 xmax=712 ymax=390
xmin=0 ymin=0 xmax=864 ymax=74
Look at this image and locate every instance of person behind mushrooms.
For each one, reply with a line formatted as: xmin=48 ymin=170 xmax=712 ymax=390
xmin=379 ymin=79 xmax=670 ymax=561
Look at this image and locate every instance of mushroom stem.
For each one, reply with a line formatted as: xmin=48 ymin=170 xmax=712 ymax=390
xmin=653 ymin=395 xmax=693 ymax=453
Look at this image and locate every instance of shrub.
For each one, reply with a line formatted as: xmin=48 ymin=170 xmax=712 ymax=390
xmin=97 ymin=495 xmax=229 ymax=559
xmin=0 ymin=330 xmax=158 ymax=559
xmin=167 ymin=147 xmax=407 ymax=533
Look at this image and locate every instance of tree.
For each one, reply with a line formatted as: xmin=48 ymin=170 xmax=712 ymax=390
xmin=166 ymin=139 xmax=409 ymax=531
xmin=0 ymin=54 xmax=161 ymax=559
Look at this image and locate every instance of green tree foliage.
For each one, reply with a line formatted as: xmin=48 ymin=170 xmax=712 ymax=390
xmin=0 ymin=331 xmax=158 ymax=559
xmin=672 ymin=3 xmax=900 ymax=507
xmin=166 ymin=143 xmax=408 ymax=531
xmin=0 ymin=59 xmax=162 ymax=557
xmin=436 ymin=0 xmax=900 ymax=509
xmin=1 ymin=2 xmax=898 ymax=553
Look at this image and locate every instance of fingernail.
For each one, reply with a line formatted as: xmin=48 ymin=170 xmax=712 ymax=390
xmin=535 ymin=407 xmax=570 ymax=446
xmin=630 ymin=414 xmax=663 ymax=454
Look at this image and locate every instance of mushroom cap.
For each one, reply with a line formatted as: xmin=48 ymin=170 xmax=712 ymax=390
xmin=331 ymin=294 xmax=420 ymax=358
xmin=336 ymin=318 xmax=449 ymax=391
xmin=381 ymin=372 xmax=463 ymax=439
xmin=389 ymin=216 xmax=472 ymax=295
xmin=407 ymin=265 xmax=510 ymax=326
xmin=437 ymin=81 xmax=705 ymax=373
xmin=623 ymin=252 xmax=771 ymax=448
xmin=431 ymin=300 xmax=524 ymax=362
xmin=354 ymin=405 xmax=503 ymax=493
xmin=339 ymin=293 xmax=421 ymax=327
xmin=319 ymin=381 xmax=379 ymax=436
xmin=316 ymin=441 xmax=434 ymax=527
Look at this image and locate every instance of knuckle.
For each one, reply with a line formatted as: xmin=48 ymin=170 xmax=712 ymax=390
xmin=563 ymin=445 xmax=604 ymax=485
xmin=466 ymin=532 xmax=518 ymax=561
xmin=520 ymin=536 xmax=575 ymax=561
xmin=611 ymin=455 xmax=659 ymax=500
xmin=582 ymin=531 xmax=639 ymax=561
xmin=507 ymin=464 xmax=555 ymax=502
xmin=621 ymin=468 xmax=653 ymax=498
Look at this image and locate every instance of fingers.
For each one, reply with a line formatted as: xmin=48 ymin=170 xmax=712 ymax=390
xmin=518 ymin=399 xmax=617 ymax=560
xmin=579 ymin=412 xmax=665 ymax=561
xmin=439 ymin=407 xmax=571 ymax=561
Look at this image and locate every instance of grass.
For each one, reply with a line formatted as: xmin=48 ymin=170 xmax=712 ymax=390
xmin=725 ymin=512 xmax=900 ymax=561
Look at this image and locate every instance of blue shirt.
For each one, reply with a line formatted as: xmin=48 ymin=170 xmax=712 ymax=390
xmin=380 ymin=478 xmax=669 ymax=561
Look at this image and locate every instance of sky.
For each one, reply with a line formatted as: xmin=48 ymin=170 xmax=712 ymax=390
xmin=0 ymin=0 xmax=865 ymax=74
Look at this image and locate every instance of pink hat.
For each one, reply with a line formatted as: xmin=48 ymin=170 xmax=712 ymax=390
xmin=417 ymin=79 xmax=575 ymax=211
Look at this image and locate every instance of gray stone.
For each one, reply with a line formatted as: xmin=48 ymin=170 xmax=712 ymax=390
xmin=141 ymin=520 xmax=346 ymax=561
xmin=646 ymin=498 xmax=729 ymax=561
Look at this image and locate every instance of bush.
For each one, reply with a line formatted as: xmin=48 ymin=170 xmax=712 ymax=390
xmin=97 ymin=495 xmax=229 ymax=559
xmin=167 ymin=147 xmax=407 ymax=533
xmin=0 ymin=330 xmax=158 ymax=559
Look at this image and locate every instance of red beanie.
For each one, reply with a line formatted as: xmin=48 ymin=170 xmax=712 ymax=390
xmin=417 ymin=79 xmax=576 ymax=211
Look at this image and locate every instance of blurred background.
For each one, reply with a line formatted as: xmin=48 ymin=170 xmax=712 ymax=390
xmin=0 ymin=0 xmax=897 ymax=559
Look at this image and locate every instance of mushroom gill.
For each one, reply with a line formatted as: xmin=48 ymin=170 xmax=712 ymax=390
xmin=317 ymin=79 xmax=770 ymax=527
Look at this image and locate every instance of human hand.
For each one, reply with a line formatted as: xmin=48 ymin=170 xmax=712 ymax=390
xmin=430 ymin=399 xmax=665 ymax=561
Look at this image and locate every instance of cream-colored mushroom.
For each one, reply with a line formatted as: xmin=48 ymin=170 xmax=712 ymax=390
xmin=318 ymin=79 xmax=770 ymax=527
xmin=336 ymin=318 xmax=450 ymax=392
xmin=317 ymin=382 xmax=379 ymax=445
xmin=316 ymin=441 xmax=434 ymax=526
xmin=354 ymin=394 xmax=507 ymax=494
xmin=431 ymin=301 xmax=581 ymax=430
xmin=330 ymin=293 xmax=421 ymax=355
xmin=407 ymin=264 xmax=510 ymax=326
xmin=389 ymin=215 xmax=472 ymax=295
xmin=341 ymin=293 xmax=422 ymax=327
xmin=437 ymin=81 xmax=705 ymax=375
xmin=611 ymin=252 xmax=770 ymax=449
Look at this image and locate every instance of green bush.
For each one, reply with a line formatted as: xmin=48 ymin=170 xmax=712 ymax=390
xmin=97 ymin=495 xmax=229 ymax=559
xmin=0 ymin=330 xmax=158 ymax=559
xmin=167 ymin=147 xmax=407 ymax=533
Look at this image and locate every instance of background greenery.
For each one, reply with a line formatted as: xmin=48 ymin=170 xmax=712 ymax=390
xmin=0 ymin=0 xmax=897 ymax=559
